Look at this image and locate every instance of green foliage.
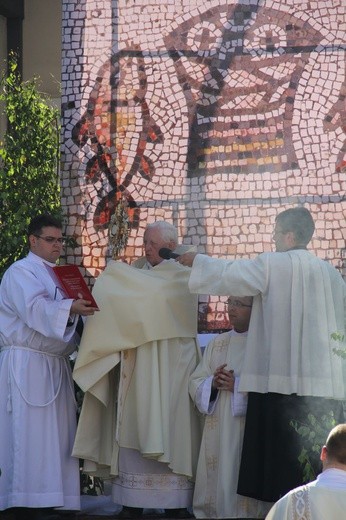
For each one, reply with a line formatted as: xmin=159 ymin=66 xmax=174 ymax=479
xmin=290 ymin=411 xmax=337 ymax=483
xmin=0 ymin=53 xmax=61 ymax=278
xmin=291 ymin=333 xmax=346 ymax=483
xmin=332 ymin=332 xmax=346 ymax=359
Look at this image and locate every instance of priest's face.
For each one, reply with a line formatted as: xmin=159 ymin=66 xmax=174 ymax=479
xmin=273 ymin=223 xmax=294 ymax=252
xmin=29 ymin=226 xmax=64 ymax=264
xmin=227 ymin=296 xmax=253 ymax=333
xmin=143 ymin=227 xmax=176 ymax=267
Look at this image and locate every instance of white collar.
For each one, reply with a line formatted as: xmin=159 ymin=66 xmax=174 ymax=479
xmin=314 ymin=468 xmax=346 ymax=489
xmin=28 ymin=251 xmax=56 ymax=267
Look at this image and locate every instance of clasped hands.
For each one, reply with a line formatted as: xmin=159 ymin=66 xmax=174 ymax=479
xmin=212 ymin=363 xmax=235 ymax=392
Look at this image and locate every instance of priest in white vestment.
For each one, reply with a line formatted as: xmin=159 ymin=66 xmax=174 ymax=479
xmin=73 ymin=221 xmax=202 ymax=519
xmin=177 ymin=207 xmax=346 ymax=502
xmin=190 ymin=295 xmax=273 ymax=519
xmin=0 ymin=214 xmax=96 ymax=520
xmin=265 ymin=423 xmax=346 ymax=520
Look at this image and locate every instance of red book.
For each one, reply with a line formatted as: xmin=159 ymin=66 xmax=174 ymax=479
xmin=51 ymin=264 xmax=99 ymax=309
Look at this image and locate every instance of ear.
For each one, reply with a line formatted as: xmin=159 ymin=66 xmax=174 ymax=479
xmin=320 ymin=445 xmax=328 ymax=462
xmin=286 ymin=231 xmax=297 ymax=247
xmin=28 ymin=234 xmax=36 ymax=248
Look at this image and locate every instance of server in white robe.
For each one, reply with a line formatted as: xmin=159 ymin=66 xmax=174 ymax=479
xmin=0 ymin=214 xmax=96 ymax=520
xmin=266 ymin=423 xmax=346 ymax=520
xmin=189 ymin=295 xmax=273 ymax=519
xmin=177 ymin=207 xmax=346 ymax=502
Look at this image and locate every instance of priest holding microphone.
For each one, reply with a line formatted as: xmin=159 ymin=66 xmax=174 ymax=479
xmin=73 ymin=220 xmax=202 ymax=519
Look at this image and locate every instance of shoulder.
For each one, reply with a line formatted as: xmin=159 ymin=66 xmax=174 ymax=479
xmin=301 ymin=254 xmax=345 ymax=286
xmin=3 ymin=256 xmax=30 ymax=277
xmin=132 ymin=257 xmax=147 ymax=269
xmin=320 ymin=258 xmax=345 ymax=282
xmin=272 ymin=484 xmax=311 ymax=520
xmin=0 ymin=257 xmax=34 ymax=292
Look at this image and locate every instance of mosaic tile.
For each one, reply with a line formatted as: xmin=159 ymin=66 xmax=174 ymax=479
xmin=61 ymin=0 xmax=345 ymax=328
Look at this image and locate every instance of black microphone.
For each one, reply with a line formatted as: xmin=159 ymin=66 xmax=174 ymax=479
xmin=158 ymin=247 xmax=180 ymax=260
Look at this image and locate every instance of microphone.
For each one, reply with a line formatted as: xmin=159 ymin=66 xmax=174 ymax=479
xmin=159 ymin=247 xmax=180 ymax=260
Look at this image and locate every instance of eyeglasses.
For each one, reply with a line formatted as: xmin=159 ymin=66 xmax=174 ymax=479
xmin=227 ymin=299 xmax=252 ymax=308
xmin=33 ymin=234 xmax=65 ymax=245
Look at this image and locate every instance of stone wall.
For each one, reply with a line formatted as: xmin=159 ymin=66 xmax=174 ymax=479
xmin=61 ymin=0 xmax=345 ymax=329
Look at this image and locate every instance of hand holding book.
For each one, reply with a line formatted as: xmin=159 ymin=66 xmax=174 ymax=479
xmin=71 ymin=298 xmax=97 ymax=316
xmin=48 ymin=264 xmax=99 ymax=311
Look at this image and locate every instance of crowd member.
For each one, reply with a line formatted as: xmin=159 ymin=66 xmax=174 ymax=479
xmin=190 ymin=295 xmax=273 ymax=519
xmin=177 ymin=206 xmax=346 ymax=502
xmin=72 ymin=221 xmax=202 ymax=519
xmin=0 ymin=214 xmax=96 ymax=520
xmin=265 ymin=423 xmax=346 ymax=520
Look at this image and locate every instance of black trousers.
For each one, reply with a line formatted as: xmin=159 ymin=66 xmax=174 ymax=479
xmin=237 ymin=392 xmax=345 ymax=502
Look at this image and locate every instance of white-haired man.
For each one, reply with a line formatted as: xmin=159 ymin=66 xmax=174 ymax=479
xmin=72 ymin=220 xmax=201 ymax=519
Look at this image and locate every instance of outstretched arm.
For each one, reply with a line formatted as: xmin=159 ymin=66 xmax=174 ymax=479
xmin=176 ymin=251 xmax=198 ymax=267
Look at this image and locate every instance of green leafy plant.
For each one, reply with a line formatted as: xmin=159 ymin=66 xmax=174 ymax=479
xmin=290 ymin=331 xmax=346 ymax=482
xmin=332 ymin=332 xmax=346 ymax=359
xmin=0 ymin=52 xmax=61 ymax=278
xmin=290 ymin=411 xmax=337 ymax=483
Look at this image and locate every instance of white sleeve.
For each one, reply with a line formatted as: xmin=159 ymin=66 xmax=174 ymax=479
xmin=189 ymin=253 xmax=267 ymax=296
xmin=195 ymin=375 xmax=219 ymax=415
xmin=231 ymin=376 xmax=248 ymax=416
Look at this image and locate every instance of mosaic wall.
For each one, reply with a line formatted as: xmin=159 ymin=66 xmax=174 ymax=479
xmin=61 ymin=0 xmax=346 ymax=330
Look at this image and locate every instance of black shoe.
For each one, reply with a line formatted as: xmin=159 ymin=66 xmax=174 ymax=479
xmin=164 ymin=509 xmax=193 ymax=519
xmin=113 ymin=506 xmax=144 ymax=519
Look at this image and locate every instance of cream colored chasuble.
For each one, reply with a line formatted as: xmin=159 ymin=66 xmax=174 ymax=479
xmin=72 ymin=260 xmax=201 ymax=479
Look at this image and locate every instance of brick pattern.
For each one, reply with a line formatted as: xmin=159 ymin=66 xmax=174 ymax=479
xmin=61 ymin=0 xmax=346 ymax=329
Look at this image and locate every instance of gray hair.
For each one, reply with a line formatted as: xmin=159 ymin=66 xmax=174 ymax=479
xmin=145 ymin=221 xmax=178 ymax=245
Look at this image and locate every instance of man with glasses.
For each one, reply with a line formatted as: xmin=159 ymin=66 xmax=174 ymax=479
xmin=177 ymin=206 xmax=346 ymax=504
xmin=0 ymin=214 xmax=96 ymax=520
xmin=189 ymin=295 xmax=273 ymax=519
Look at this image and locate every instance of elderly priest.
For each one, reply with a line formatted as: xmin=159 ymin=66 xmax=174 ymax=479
xmin=72 ymin=253 xmax=202 ymax=518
